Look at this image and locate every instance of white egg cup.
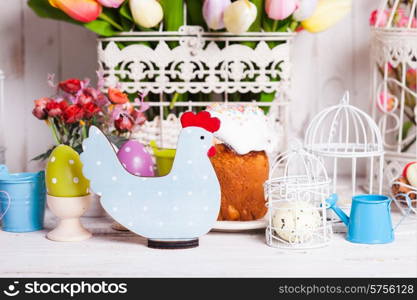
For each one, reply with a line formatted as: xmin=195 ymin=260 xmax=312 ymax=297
xmin=47 ymin=194 xmax=92 ymax=242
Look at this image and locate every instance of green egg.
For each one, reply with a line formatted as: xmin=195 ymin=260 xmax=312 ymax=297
xmin=46 ymin=145 xmax=90 ymax=197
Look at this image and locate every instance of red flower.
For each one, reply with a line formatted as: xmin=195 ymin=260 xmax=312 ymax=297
xmin=32 ymin=97 xmax=53 ymax=120
xmin=63 ymin=104 xmax=84 ymax=123
xmin=108 ymin=88 xmax=129 ymax=104
xmin=114 ymin=114 xmax=133 ymax=132
xmin=59 ymin=78 xmax=82 ymax=94
xmin=78 ymin=92 xmax=93 ymax=106
xmin=83 ymin=102 xmax=101 ymax=118
xmin=59 ymin=100 xmax=69 ymax=111
xmin=45 ymin=101 xmax=62 ymax=117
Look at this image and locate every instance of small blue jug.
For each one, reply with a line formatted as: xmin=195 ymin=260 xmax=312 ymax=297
xmin=0 ymin=165 xmax=46 ymax=232
xmin=326 ymin=194 xmax=394 ymax=244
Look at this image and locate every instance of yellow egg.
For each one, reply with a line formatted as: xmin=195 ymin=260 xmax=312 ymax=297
xmin=46 ymin=145 xmax=90 ymax=197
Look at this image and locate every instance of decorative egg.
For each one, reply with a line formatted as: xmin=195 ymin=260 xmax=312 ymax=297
xmin=46 ymin=145 xmax=90 ymax=197
xmin=117 ymin=140 xmax=154 ymax=177
xmin=403 ymin=162 xmax=417 ymax=188
xmin=272 ymin=201 xmax=321 ymax=244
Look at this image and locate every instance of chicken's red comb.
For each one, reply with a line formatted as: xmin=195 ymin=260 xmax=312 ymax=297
xmin=180 ymin=111 xmax=220 ymax=133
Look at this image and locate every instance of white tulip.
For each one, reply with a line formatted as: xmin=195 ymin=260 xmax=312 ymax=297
xmin=293 ymin=0 xmax=318 ymax=21
xmin=129 ymin=0 xmax=164 ymax=29
xmin=223 ymin=0 xmax=257 ymax=34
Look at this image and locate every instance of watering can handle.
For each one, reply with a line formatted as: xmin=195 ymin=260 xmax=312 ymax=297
xmin=0 ymin=190 xmax=11 ymax=220
xmin=393 ymin=194 xmax=414 ymax=231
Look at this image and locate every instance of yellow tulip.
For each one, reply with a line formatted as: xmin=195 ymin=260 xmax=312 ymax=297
xmin=301 ymin=0 xmax=352 ymax=33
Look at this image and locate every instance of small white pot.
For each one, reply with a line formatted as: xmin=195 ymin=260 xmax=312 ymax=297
xmin=47 ymin=194 xmax=92 ymax=242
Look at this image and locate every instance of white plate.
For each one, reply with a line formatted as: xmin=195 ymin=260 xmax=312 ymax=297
xmin=212 ymin=218 xmax=267 ymax=232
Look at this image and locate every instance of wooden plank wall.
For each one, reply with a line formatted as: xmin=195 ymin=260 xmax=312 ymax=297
xmin=0 ymin=0 xmax=376 ymax=173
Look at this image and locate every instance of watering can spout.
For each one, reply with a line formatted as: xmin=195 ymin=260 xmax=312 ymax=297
xmin=326 ymin=193 xmax=350 ymax=226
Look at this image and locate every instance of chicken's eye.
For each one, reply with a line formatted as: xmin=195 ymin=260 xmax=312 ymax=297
xmin=200 ymin=136 xmax=205 ymax=140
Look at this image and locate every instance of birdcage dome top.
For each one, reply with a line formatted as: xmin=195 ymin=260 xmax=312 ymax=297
xmin=266 ymin=141 xmax=330 ymax=188
xmin=304 ymin=92 xmax=384 ymax=158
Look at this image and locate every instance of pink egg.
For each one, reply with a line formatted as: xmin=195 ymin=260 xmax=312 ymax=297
xmin=117 ymin=140 xmax=155 ymax=177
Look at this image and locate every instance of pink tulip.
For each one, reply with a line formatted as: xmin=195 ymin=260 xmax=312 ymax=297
xmin=265 ymin=0 xmax=299 ymax=21
xmin=369 ymin=9 xmax=389 ymax=27
xmin=396 ymin=16 xmax=417 ymax=28
xmin=97 ymin=0 xmax=125 ymax=8
xmin=203 ymin=0 xmax=232 ymax=30
xmin=48 ymin=0 xmax=102 ymax=23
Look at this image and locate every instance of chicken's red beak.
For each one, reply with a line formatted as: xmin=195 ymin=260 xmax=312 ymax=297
xmin=207 ymin=146 xmax=216 ymax=157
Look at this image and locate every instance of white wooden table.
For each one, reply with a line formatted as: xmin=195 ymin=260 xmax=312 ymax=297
xmin=1 ymin=210 xmax=416 ymax=278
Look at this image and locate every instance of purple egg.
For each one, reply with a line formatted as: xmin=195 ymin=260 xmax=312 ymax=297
xmin=117 ymin=140 xmax=155 ymax=177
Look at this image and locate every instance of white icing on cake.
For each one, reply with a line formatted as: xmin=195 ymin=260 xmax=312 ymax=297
xmin=206 ymin=104 xmax=278 ymax=155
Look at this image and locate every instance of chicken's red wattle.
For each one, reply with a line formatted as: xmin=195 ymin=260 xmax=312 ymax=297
xmin=207 ymin=146 xmax=216 ymax=157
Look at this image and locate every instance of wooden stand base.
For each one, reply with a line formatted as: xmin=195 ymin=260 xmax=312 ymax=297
xmin=147 ymin=239 xmax=199 ymax=249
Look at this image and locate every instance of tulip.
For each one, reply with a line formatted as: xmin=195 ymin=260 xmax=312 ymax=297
xmin=223 ymin=0 xmax=257 ymax=34
xmin=301 ymin=0 xmax=351 ymax=33
xmin=129 ymin=0 xmax=164 ymax=28
xmin=265 ymin=0 xmax=298 ymax=21
xmin=369 ymin=9 xmax=389 ymax=27
xmin=203 ymin=0 xmax=231 ymax=30
xmin=97 ymin=0 xmax=125 ymax=8
xmin=293 ymin=0 xmax=317 ymax=21
xmin=48 ymin=0 xmax=102 ymax=23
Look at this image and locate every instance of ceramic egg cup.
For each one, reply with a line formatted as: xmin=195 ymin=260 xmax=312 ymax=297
xmin=47 ymin=194 xmax=92 ymax=242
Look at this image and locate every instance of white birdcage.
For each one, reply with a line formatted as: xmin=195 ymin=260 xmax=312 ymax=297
xmin=304 ymin=92 xmax=385 ymax=199
xmin=264 ymin=143 xmax=332 ymax=249
xmin=371 ymin=0 xmax=417 ymax=192
xmin=97 ymin=11 xmax=294 ymax=149
xmin=0 ymin=70 xmax=5 ymax=164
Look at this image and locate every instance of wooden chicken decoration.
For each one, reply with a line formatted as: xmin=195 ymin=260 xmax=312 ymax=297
xmin=80 ymin=111 xmax=221 ymax=249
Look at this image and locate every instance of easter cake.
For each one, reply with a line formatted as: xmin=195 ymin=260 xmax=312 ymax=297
xmin=207 ymin=104 xmax=277 ymax=221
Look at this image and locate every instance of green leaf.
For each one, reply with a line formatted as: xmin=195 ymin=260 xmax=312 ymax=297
xmin=160 ymin=0 xmax=184 ymax=47
xmin=259 ymin=92 xmax=275 ymax=114
xmin=185 ymin=0 xmax=206 ymax=28
xmin=400 ymin=121 xmax=414 ymax=140
xmin=27 ymin=0 xmax=82 ymax=25
xmin=121 ymin=17 xmax=134 ymax=31
xmin=119 ymin=0 xmax=133 ymax=22
xmin=31 ymin=146 xmax=56 ymax=162
xmin=83 ymin=20 xmax=118 ymax=37
xmin=160 ymin=0 xmax=184 ymax=31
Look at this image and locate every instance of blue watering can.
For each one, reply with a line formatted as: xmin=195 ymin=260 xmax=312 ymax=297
xmin=326 ymin=194 xmax=394 ymax=244
xmin=0 ymin=165 xmax=46 ymax=232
